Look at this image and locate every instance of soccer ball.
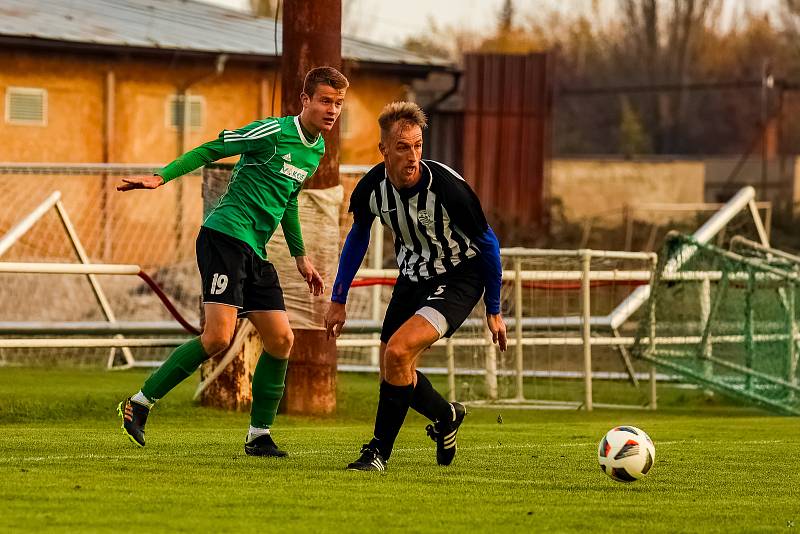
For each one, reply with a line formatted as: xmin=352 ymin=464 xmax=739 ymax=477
xmin=597 ymin=426 xmax=655 ymax=483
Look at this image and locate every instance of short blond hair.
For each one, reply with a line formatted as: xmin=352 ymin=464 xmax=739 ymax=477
xmin=378 ymin=101 xmax=427 ymax=140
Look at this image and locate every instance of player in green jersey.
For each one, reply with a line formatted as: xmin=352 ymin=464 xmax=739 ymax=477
xmin=117 ymin=67 xmax=348 ymax=457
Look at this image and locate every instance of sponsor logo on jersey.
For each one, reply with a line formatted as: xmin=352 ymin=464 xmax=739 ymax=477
xmin=280 ymin=162 xmax=308 ymax=182
xmin=282 ymin=153 xmax=292 ymax=162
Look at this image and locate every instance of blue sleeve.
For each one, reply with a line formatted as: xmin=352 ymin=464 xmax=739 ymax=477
xmin=331 ymin=220 xmax=371 ymax=304
xmin=473 ymin=226 xmax=502 ymax=315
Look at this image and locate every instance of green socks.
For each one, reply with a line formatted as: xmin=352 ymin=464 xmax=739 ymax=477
xmin=139 ymin=342 xmax=287 ymax=429
xmin=141 ymin=337 xmax=208 ymax=401
xmin=250 ymin=352 xmax=289 ymax=429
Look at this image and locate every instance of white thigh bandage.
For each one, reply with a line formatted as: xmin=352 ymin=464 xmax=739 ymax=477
xmin=415 ymin=306 xmax=449 ymax=339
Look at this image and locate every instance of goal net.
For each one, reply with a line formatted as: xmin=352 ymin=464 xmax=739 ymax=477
xmin=634 ymin=233 xmax=800 ymax=415
xmin=337 ymin=250 xmax=659 ymax=409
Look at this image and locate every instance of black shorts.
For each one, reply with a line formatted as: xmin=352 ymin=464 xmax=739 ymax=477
xmin=381 ymin=257 xmax=484 ymax=343
xmin=196 ymin=227 xmax=285 ymax=315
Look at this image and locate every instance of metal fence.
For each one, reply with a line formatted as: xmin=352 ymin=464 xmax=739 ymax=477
xmin=0 ymin=164 xmax=774 ymax=410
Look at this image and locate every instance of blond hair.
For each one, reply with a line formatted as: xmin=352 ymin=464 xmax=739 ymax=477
xmin=378 ymin=101 xmax=427 ymax=140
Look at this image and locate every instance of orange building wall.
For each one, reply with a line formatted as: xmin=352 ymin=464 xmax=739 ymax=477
xmin=0 ymin=49 xmax=419 ymax=265
xmin=339 ymin=72 xmax=409 ymax=165
xmin=112 ymin=60 xmax=273 ymax=164
xmin=0 ymin=51 xmax=105 ymax=162
xmin=1 ymin=49 xmax=412 ymax=166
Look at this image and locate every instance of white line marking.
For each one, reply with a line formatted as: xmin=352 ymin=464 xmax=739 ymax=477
xmin=0 ymin=439 xmax=788 ymax=463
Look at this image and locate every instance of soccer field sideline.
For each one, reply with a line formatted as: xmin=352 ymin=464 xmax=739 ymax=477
xmin=0 ymin=437 xmax=787 ymax=465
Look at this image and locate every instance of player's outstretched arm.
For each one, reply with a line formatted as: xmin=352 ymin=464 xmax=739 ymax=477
xmin=116 ymin=175 xmax=164 ymax=192
xmin=118 ymin=125 xmax=263 ymax=193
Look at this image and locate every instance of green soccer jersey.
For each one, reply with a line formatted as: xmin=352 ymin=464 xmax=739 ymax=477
xmin=158 ymin=115 xmax=325 ymax=260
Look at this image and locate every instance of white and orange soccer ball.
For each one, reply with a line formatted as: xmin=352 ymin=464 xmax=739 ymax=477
xmin=597 ymin=426 xmax=655 ymax=483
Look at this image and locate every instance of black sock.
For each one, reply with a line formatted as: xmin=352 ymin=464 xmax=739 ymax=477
xmin=410 ymin=371 xmax=452 ymax=423
xmin=369 ymin=381 xmax=413 ymax=460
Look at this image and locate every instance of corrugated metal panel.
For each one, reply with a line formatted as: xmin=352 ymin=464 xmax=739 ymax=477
xmin=425 ymin=110 xmax=463 ymax=174
xmin=0 ymin=0 xmax=450 ymax=67
xmin=462 ymin=53 xmax=551 ymax=239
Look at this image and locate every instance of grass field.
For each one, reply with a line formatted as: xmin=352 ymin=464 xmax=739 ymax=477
xmin=1 ymin=367 xmax=798 ymax=533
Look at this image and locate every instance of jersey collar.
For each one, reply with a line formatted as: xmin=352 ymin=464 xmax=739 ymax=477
xmin=386 ymin=162 xmax=431 ymax=198
xmin=293 ymin=115 xmax=321 ymax=148
xmin=420 ymin=161 xmax=434 ymax=190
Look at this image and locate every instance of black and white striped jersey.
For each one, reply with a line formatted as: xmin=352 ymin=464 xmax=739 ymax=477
xmin=348 ymin=160 xmax=489 ymax=282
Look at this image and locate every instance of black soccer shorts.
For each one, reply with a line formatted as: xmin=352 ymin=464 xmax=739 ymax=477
xmin=195 ymin=226 xmax=285 ymax=315
xmin=380 ymin=257 xmax=484 ymax=343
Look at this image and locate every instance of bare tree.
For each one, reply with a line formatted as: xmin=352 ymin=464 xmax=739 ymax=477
xmin=618 ymin=0 xmax=721 ymax=152
xmin=499 ymin=0 xmax=514 ymax=33
xmin=402 ymin=18 xmax=484 ymax=61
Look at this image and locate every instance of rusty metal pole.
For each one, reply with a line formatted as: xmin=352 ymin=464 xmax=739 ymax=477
xmin=281 ymin=0 xmax=342 ymax=415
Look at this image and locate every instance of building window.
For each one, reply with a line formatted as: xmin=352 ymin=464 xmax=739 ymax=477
xmin=5 ymin=87 xmax=47 ymax=125
xmin=167 ymin=94 xmax=204 ymax=130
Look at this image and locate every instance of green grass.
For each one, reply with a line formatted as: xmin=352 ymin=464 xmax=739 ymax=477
xmin=1 ymin=368 xmax=798 ymax=533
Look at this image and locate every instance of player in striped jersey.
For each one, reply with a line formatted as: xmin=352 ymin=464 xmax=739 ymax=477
xmin=325 ymin=102 xmax=507 ymax=471
xmin=116 ymin=67 xmax=348 ymax=457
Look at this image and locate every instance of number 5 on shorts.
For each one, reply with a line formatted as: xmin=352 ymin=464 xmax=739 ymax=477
xmin=427 ymin=284 xmax=446 ymax=301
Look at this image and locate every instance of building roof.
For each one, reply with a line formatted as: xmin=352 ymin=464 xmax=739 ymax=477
xmin=0 ymin=0 xmax=450 ymax=69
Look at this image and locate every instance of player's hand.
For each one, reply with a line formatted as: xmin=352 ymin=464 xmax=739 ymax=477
xmin=487 ymin=313 xmax=507 ymax=352
xmin=117 ymin=175 xmax=164 ymax=191
xmin=324 ymin=301 xmax=347 ymax=340
xmin=295 ymin=256 xmax=325 ymax=296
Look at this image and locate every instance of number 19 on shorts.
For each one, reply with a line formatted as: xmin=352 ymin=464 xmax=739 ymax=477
xmin=210 ymin=273 xmax=228 ymax=295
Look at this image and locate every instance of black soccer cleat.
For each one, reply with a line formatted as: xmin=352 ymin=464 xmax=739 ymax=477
xmin=426 ymin=402 xmax=467 ymax=466
xmin=117 ymin=397 xmax=149 ymax=448
xmin=346 ymin=444 xmax=387 ymax=472
xmin=245 ymin=433 xmax=288 ymax=458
